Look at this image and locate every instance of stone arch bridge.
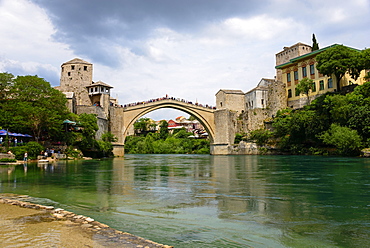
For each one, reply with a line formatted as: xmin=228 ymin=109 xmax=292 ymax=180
xmin=109 ymin=98 xmax=232 ymax=156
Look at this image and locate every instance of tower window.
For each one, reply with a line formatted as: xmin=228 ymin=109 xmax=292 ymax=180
xmin=84 ymin=66 xmax=87 ymax=71
xmin=71 ymin=65 xmax=75 ymax=70
xmin=68 ymin=72 xmax=71 ymax=76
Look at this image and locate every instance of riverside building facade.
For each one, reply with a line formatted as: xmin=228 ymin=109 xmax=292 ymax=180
xmin=275 ymin=43 xmax=367 ymax=109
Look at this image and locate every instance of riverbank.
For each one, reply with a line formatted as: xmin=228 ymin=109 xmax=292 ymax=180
xmin=0 ymin=194 xmax=173 ymax=248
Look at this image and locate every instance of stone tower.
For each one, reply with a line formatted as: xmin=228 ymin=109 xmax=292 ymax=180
xmin=275 ymin=43 xmax=312 ymax=81
xmin=59 ymin=58 xmax=93 ymax=106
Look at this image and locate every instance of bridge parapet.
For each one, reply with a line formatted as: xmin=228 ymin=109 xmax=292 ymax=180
xmin=117 ymin=97 xmax=216 ymax=112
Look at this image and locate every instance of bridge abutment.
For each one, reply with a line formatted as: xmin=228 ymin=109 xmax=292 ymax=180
xmin=112 ymin=143 xmax=125 ymax=157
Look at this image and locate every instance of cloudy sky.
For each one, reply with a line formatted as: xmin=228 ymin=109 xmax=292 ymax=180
xmin=1 ymin=0 xmax=369 ymax=120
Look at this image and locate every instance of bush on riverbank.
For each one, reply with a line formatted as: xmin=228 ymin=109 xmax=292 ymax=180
xmin=250 ymin=82 xmax=370 ymax=156
xmin=125 ymin=129 xmax=210 ymax=154
xmin=8 ymin=142 xmax=44 ymax=160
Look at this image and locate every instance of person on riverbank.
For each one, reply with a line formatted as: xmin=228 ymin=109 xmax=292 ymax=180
xmin=24 ymin=152 xmax=28 ymax=162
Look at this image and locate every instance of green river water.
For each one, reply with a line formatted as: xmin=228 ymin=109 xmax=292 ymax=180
xmin=0 ymin=154 xmax=369 ymax=247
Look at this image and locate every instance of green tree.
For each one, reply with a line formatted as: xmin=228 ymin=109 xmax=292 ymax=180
xmin=249 ymin=129 xmax=273 ymax=146
xmin=173 ymin=128 xmax=192 ymax=138
xmin=75 ymin=113 xmax=99 ymax=151
xmin=234 ymin=133 xmax=244 ymax=144
xmin=134 ymin=118 xmax=156 ymax=135
xmin=316 ymin=45 xmax=360 ymax=90
xmin=0 ymin=72 xmax=14 ymax=100
xmin=159 ymin=120 xmax=169 ymax=140
xmin=296 ymin=77 xmax=315 ymax=104
xmin=361 ymin=48 xmax=370 ymax=69
xmin=2 ymin=75 xmax=69 ymax=141
xmin=364 ymin=72 xmax=370 ymax=83
xmin=318 ymin=124 xmax=362 ymax=156
xmin=101 ymin=132 xmax=118 ymax=142
xmin=312 ymin=34 xmax=319 ymax=51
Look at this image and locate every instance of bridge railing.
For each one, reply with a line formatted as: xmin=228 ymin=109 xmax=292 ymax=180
xmin=112 ymin=96 xmax=216 ymax=110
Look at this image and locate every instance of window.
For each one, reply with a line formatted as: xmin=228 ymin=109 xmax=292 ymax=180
xmin=261 ymin=99 xmax=264 ymax=106
xmin=328 ymin=78 xmax=333 ymax=88
xmin=319 ymin=80 xmax=324 ymax=90
xmin=287 ymin=73 xmax=291 ymax=82
xmin=84 ymin=66 xmax=87 ymax=71
xmin=294 ymin=71 xmax=298 ymax=81
xmin=302 ymin=66 xmax=307 ymax=78
xmin=312 ymin=82 xmax=316 ymax=92
xmin=68 ymin=72 xmax=71 ymax=76
xmin=288 ymin=89 xmax=292 ymax=98
xmin=295 ymin=88 xmax=300 ymax=96
xmin=310 ymin=64 xmax=315 ymax=75
xmin=71 ymin=65 xmax=75 ymax=70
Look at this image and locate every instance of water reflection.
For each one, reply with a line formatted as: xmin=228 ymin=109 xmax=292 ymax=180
xmin=0 ymin=155 xmax=369 ymax=247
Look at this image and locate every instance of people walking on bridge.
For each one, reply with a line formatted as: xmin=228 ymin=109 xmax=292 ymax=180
xmin=121 ymin=95 xmax=216 ymax=110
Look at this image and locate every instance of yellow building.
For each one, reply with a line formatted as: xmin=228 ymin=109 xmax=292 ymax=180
xmin=275 ymin=43 xmax=367 ymax=109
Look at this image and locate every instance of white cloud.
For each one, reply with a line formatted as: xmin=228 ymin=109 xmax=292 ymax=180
xmin=0 ymin=0 xmax=73 ymax=75
xmin=220 ymin=15 xmax=298 ymax=41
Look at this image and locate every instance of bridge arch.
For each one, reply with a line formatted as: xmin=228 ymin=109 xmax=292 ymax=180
xmin=110 ymin=99 xmax=215 ymax=155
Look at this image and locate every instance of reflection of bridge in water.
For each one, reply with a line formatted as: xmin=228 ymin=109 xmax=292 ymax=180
xmin=110 ymin=97 xmax=216 ymax=155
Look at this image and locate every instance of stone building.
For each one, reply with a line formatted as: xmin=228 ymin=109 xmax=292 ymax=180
xmin=56 ymin=58 xmax=93 ymax=106
xmin=55 ymin=58 xmax=113 ymax=139
xmin=215 ymin=89 xmax=245 ymax=114
xmin=275 ymin=43 xmax=312 ymax=82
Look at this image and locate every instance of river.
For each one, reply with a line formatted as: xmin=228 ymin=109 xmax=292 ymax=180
xmin=1 ymin=154 xmax=369 ymax=247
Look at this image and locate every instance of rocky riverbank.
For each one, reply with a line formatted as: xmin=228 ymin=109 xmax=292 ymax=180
xmin=0 ymin=194 xmax=173 ymax=248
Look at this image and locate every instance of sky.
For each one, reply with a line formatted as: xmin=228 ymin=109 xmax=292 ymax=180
xmin=1 ymin=0 xmax=369 ymax=120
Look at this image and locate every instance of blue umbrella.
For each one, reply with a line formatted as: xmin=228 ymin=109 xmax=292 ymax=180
xmin=0 ymin=130 xmax=11 ymax=136
xmin=10 ymin=133 xmax=23 ymax=137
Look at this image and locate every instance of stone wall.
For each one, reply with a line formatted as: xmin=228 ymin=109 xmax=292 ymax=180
xmin=237 ymin=80 xmax=286 ymax=133
xmin=212 ymin=109 xmax=239 ymax=155
xmin=76 ymin=106 xmax=109 ymax=140
xmin=226 ymin=141 xmax=276 ymax=155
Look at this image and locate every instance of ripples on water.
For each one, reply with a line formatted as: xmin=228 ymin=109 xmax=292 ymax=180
xmin=0 ymin=154 xmax=370 ymax=247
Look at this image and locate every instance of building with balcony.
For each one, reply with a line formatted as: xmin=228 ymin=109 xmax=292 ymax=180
xmin=275 ymin=43 xmax=367 ymax=109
